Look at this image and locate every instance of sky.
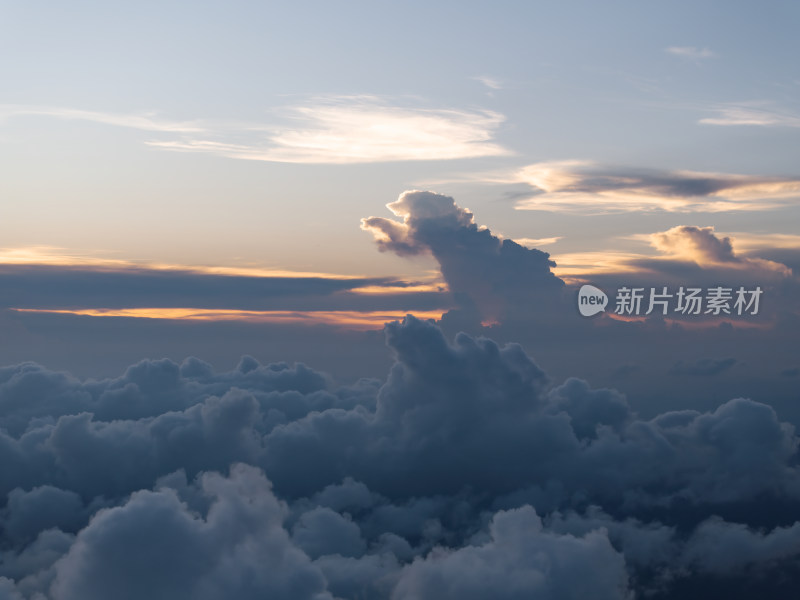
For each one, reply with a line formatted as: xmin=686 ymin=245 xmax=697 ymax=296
xmin=2 ymin=1 xmax=800 ymax=599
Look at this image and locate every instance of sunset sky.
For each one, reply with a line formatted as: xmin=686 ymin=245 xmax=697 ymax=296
xmin=3 ymin=3 xmax=800 ymax=599
xmin=3 ymin=0 xmax=799 ymax=276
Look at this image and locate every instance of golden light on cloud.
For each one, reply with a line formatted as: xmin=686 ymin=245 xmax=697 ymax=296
xmin=0 ymin=246 xmax=371 ymax=280
xmin=514 ymin=237 xmax=562 ymax=248
xmin=12 ymin=308 xmax=445 ymax=330
xmin=350 ymin=283 xmax=445 ymax=295
xmin=514 ymin=161 xmax=800 ymax=213
xmin=551 ymin=251 xmax=650 ymax=279
xmin=147 ymin=96 xmax=510 ymax=164
xmin=4 ymin=98 xmax=509 ymax=165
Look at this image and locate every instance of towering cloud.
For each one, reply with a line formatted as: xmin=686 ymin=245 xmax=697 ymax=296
xmin=362 ymin=191 xmax=564 ymax=323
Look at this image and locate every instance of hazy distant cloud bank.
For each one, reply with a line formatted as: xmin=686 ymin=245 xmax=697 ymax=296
xmin=1 ymin=316 xmax=799 ymax=598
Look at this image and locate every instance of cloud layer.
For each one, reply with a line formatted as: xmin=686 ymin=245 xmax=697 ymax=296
xmin=1 ymin=316 xmax=799 ymax=598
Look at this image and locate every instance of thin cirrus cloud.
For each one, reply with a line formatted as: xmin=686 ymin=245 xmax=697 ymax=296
xmin=1 ymin=96 xmax=510 ymax=164
xmin=0 ymin=104 xmax=203 ymax=133
xmin=514 ymin=160 xmax=800 ymax=212
xmin=472 ymin=75 xmax=503 ymax=90
xmin=665 ymin=46 xmax=716 ymax=59
xmin=699 ymin=103 xmax=800 ymax=128
xmin=147 ymin=95 xmax=510 ymax=163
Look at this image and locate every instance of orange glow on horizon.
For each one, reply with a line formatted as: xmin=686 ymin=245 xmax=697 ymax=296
xmin=12 ymin=307 xmax=445 ymax=330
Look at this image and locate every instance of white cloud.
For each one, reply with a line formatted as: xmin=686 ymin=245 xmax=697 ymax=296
xmin=245 ymin=96 xmax=510 ymax=163
xmin=700 ymin=103 xmax=800 ymax=127
xmin=514 ymin=236 xmax=562 ymax=247
xmin=666 ymin=46 xmax=716 ymax=59
xmin=2 ymin=97 xmax=510 ymax=164
xmin=0 ymin=105 xmax=203 ymax=133
xmin=472 ymin=75 xmax=503 ymax=90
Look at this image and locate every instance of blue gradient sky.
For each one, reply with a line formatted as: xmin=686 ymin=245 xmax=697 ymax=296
xmin=3 ymin=0 xmax=799 ymax=277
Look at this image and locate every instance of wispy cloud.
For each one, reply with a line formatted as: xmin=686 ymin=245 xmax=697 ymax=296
xmin=700 ymin=103 xmax=800 ymax=127
xmin=0 ymin=246 xmax=366 ymax=279
xmin=514 ymin=236 xmax=562 ymax=248
xmin=1 ymin=97 xmax=509 ymax=164
xmin=514 ymin=160 xmax=800 ymax=213
xmin=666 ymin=46 xmax=716 ymax=60
xmin=0 ymin=105 xmax=203 ymax=133
xmin=472 ymin=75 xmax=503 ymax=90
xmin=152 ymin=95 xmax=510 ymax=163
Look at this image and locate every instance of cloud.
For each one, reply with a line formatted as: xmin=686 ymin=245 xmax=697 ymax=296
xmin=556 ymin=225 xmax=793 ymax=283
xmin=0 ymin=105 xmax=203 ymax=133
xmin=50 ymin=464 xmax=334 ymax=600
xmin=699 ymin=103 xmax=800 ymax=128
xmin=0 ymin=317 xmax=800 ymax=598
xmin=666 ymin=46 xmax=716 ymax=59
xmin=514 ymin=161 xmax=800 ymax=212
xmin=645 ymin=225 xmax=790 ymax=274
xmin=362 ymin=190 xmax=564 ymax=323
xmin=2 ymin=97 xmax=509 ymax=164
xmin=472 ymin=75 xmax=503 ymax=90
xmin=0 ymin=263 xmax=451 ymax=328
xmin=150 ymin=95 xmax=510 ymax=164
xmin=514 ymin=236 xmax=562 ymax=247
xmin=669 ymin=357 xmax=738 ymax=376
xmin=651 ymin=226 xmax=739 ymax=263
xmin=392 ymin=506 xmax=632 ymax=600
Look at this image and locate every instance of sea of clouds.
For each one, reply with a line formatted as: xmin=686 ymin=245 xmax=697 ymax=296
xmin=1 ymin=315 xmax=799 ymax=599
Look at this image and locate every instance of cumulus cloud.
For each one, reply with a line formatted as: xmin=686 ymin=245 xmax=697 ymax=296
xmin=50 ymin=464 xmax=333 ymax=600
xmin=392 ymin=506 xmax=632 ymax=600
xmin=0 ymin=317 xmax=799 ymax=598
xmin=362 ymin=190 xmax=564 ymax=322
xmin=645 ymin=225 xmax=791 ymax=274
xmin=514 ymin=161 xmax=800 ymax=212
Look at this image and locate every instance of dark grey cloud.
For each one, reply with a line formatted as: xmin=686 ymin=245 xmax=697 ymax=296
xmin=670 ymin=357 xmax=739 ymax=376
xmin=50 ymin=464 xmax=334 ymax=600
xmin=0 ymin=265 xmax=449 ymax=313
xmin=0 ymin=315 xmax=799 ymax=598
xmin=516 ymin=161 xmax=800 ymax=212
xmin=392 ymin=506 xmax=631 ymax=600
